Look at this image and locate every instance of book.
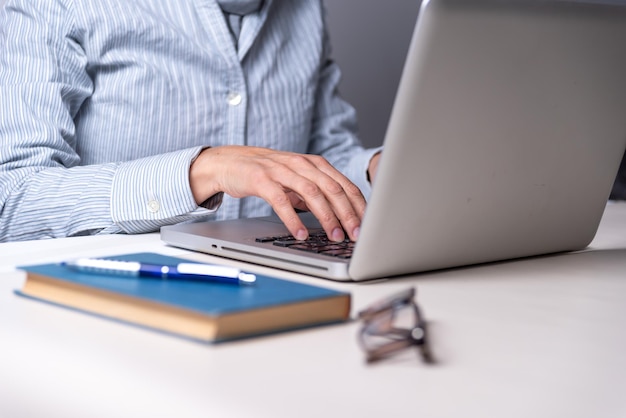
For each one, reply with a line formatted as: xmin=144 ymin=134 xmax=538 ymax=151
xmin=15 ymin=252 xmax=351 ymax=343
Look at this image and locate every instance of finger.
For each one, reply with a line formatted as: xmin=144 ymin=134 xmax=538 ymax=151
xmin=293 ymin=178 xmax=347 ymax=242
xmin=284 ymin=155 xmax=365 ymax=241
xmin=253 ymin=164 xmax=343 ymax=241
xmin=308 ymin=156 xmax=367 ymax=219
xmin=261 ymin=184 xmax=311 ymax=241
xmin=267 ymin=166 xmax=352 ymax=242
xmin=286 ymin=191 xmax=310 ymax=212
xmin=303 ymin=175 xmax=360 ymax=241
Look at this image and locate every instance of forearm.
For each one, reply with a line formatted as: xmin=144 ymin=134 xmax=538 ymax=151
xmin=0 ymin=1 xmax=214 ymax=241
xmin=0 ymin=165 xmax=116 ymax=241
xmin=0 ymin=147 xmax=216 ymax=242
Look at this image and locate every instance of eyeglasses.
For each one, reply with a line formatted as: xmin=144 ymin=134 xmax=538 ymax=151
xmin=357 ymin=287 xmax=433 ymax=364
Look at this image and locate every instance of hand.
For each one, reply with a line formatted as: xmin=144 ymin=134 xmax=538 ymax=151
xmin=190 ymin=146 xmax=366 ymax=242
xmin=368 ymin=152 xmax=382 ymax=184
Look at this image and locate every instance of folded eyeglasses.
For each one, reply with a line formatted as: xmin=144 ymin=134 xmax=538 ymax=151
xmin=357 ymin=287 xmax=433 ymax=364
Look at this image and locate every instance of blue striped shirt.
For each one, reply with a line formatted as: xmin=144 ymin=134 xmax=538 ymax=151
xmin=0 ymin=0 xmax=377 ymax=242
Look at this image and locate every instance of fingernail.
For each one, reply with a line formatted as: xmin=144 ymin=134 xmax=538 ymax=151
xmin=295 ymin=229 xmax=308 ymax=241
xmin=352 ymin=226 xmax=360 ymax=240
xmin=331 ymin=228 xmax=345 ymax=242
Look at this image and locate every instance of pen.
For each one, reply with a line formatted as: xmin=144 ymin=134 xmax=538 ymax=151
xmin=61 ymin=258 xmax=256 ymax=285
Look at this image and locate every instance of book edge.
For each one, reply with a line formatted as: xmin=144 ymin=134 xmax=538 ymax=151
xmin=14 ymin=290 xmax=351 ymax=344
xmin=16 ymin=271 xmax=352 ymax=342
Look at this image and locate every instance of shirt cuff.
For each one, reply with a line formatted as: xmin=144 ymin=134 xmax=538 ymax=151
xmin=199 ymin=192 xmax=224 ymax=210
xmin=344 ymin=146 xmax=384 ymax=201
xmin=110 ymin=147 xmax=219 ymax=233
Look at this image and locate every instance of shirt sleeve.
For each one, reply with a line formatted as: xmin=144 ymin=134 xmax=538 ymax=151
xmin=0 ymin=0 xmax=215 ymax=242
xmin=306 ymin=6 xmax=382 ymax=200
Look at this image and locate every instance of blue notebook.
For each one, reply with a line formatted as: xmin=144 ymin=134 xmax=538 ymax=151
xmin=16 ymin=252 xmax=351 ymax=343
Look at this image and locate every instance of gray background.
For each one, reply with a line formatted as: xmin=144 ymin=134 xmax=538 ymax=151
xmin=325 ymin=0 xmax=421 ymax=148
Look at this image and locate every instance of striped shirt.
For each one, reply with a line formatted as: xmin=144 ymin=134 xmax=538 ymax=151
xmin=0 ymin=0 xmax=377 ymax=242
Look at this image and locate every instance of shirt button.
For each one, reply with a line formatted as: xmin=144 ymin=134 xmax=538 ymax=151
xmin=227 ymin=92 xmax=242 ymax=106
xmin=147 ymin=200 xmax=160 ymax=213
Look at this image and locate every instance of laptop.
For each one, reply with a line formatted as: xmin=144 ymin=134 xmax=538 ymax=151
xmin=162 ymin=0 xmax=626 ymax=281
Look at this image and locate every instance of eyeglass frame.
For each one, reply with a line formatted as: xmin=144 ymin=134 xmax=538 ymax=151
xmin=357 ymin=287 xmax=433 ymax=364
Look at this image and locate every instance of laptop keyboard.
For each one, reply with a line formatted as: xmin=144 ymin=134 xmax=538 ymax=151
xmin=255 ymin=229 xmax=354 ymax=259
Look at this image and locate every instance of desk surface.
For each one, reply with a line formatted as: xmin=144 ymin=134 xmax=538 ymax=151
xmin=1 ymin=203 xmax=625 ymax=418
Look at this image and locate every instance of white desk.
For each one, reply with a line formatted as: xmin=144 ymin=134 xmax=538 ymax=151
xmin=1 ymin=203 xmax=625 ymax=418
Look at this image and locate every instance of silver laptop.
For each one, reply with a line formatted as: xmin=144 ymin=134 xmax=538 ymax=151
xmin=162 ymin=0 xmax=626 ymax=281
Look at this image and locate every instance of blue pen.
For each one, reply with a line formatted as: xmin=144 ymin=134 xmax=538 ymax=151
xmin=61 ymin=258 xmax=256 ymax=285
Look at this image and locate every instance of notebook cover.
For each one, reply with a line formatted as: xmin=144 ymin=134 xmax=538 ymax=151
xmin=18 ymin=252 xmax=348 ymax=314
xmin=15 ymin=252 xmax=351 ymax=342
